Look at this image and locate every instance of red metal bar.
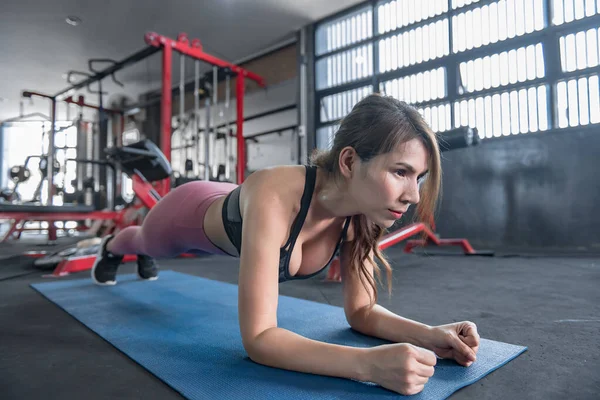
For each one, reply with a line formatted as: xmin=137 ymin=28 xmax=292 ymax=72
xmin=146 ymin=32 xmax=265 ymax=185
xmin=236 ymin=74 xmax=246 ymax=183
xmin=378 ymin=223 xmax=429 ymax=250
xmin=131 ymin=174 xmax=160 ymax=209
xmin=325 ymin=222 xmax=478 ymax=282
xmin=161 ymin=43 xmax=173 ymax=193
xmin=49 ymin=254 xmax=138 ymax=277
xmin=22 ymin=91 xmax=54 ymax=100
xmin=46 ymin=251 xmax=199 ymax=277
xmin=63 ymin=95 xmax=122 ymax=114
xmin=144 ymin=32 xmax=267 ymax=87
xmin=404 ymin=238 xmax=476 ymax=254
xmin=0 ymin=211 xmax=121 ymax=242
xmin=1 ymin=220 xmax=22 ymax=242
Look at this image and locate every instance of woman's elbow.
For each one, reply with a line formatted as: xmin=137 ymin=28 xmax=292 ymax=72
xmin=242 ymin=336 xmax=263 ymax=363
xmin=345 ymin=307 xmax=369 ymax=332
xmin=241 ymin=328 xmax=272 ymax=364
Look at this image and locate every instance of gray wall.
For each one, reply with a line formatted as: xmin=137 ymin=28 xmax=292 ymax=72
xmin=433 ymin=127 xmax=600 ymax=249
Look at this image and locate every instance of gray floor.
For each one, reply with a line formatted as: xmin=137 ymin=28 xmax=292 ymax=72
xmin=1 ymin=246 xmax=599 ymax=399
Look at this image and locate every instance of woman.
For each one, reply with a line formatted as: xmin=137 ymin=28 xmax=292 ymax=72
xmin=92 ymin=94 xmax=480 ymax=396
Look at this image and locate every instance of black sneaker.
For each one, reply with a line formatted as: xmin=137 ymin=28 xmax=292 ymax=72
xmin=137 ymin=254 xmax=159 ymax=280
xmin=91 ymin=235 xmax=123 ymax=285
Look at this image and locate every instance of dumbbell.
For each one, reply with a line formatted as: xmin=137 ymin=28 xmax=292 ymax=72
xmin=9 ymin=165 xmax=31 ymax=183
xmin=83 ymin=177 xmax=95 ymax=190
xmin=38 ymin=158 xmax=61 ymax=176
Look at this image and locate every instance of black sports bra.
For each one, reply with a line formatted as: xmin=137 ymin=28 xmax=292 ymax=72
xmin=221 ymin=165 xmax=351 ymax=282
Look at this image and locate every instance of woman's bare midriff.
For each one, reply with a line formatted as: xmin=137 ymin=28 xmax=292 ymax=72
xmin=203 ymin=195 xmax=239 ymax=257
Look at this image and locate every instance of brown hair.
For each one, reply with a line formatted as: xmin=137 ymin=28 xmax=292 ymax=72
xmin=311 ymin=93 xmax=442 ymax=305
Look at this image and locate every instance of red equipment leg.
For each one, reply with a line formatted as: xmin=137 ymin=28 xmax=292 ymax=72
xmin=46 ymin=254 xmax=138 ymax=278
xmin=160 ymin=42 xmax=173 ymax=196
xmin=236 ymin=74 xmax=245 ymax=183
xmin=1 ymin=219 xmax=23 ymax=242
xmin=325 ymin=223 xmax=479 ymax=282
xmin=131 ymin=174 xmax=160 ymax=209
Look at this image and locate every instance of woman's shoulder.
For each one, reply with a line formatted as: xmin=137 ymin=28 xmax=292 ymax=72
xmin=243 ymin=165 xmax=307 ymax=191
xmin=240 ymin=165 xmax=309 ymax=213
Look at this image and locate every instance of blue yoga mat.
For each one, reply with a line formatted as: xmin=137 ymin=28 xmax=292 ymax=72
xmin=31 ymin=271 xmax=526 ymax=399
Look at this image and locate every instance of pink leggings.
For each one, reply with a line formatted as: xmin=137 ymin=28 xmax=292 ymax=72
xmin=108 ymin=180 xmax=238 ymax=258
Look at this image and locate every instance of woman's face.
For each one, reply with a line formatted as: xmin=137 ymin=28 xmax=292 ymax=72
xmin=350 ymin=138 xmax=429 ymax=228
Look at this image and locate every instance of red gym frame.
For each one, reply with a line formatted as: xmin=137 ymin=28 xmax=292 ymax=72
xmin=325 ymin=222 xmax=478 ymax=282
xmin=27 ymin=31 xmax=266 ymax=192
xmin=145 ymin=32 xmax=267 ymax=192
xmin=0 ymin=32 xmax=265 ymax=276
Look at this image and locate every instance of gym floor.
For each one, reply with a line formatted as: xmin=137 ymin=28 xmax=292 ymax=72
xmin=1 ymin=239 xmax=598 ymax=399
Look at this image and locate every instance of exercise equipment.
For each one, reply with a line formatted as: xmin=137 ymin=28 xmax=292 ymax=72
xmin=23 ymin=32 xmax=264 ymax=194
xmin=20 ymin=91 xmax=125 ymax=209
xmin=0 ymin=166 xmax=30 ymax=202
xmin=145 ymin=32 xmax=265 ymax=187
xmin=172 ymin=64 xmax=236 ymax=184
xmin=0 ymin=139 xmax=168 ymax=245
xmin=1 ymin=155 xmax=61 ymax=205
xmin=438 ymin=125 xmax=481 ymax=152
xmin=19 ymin=139 xmax=176 ymax=275
xmin=32 ymin=237 xmax=102 ymax=270
xmin=31 ymin=271 xmax=527 ymax=399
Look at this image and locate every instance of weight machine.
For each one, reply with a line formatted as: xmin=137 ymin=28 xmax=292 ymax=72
xmin=49 ymin=31 xmax=266 ymax=196
xmin=17 ymin=31 xmax=265 ymax=204
xmin=142 ymin=32 xmax=266 ymax=188
xmin=170 ymin=61 xmax=238 ymax=185
xmin=1 ymin=32 xmax=265 ymax=243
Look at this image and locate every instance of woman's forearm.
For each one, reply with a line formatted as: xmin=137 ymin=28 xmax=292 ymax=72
xmin=246 ymin=327 xmax=370 ymax=381
xmin=349 ymin=305 xmax=433 ymax=348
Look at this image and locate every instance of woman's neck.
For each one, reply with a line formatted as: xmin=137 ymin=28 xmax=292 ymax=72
xmin=312 ymin=167 xmax=359 ymax=221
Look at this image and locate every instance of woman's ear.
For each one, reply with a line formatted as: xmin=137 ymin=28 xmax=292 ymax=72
xmin=338 ymin=146 xmax=358 ymax=179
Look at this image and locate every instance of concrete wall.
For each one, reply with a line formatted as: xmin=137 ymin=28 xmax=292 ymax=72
xmin=433 ymin=127 xmax=600 ymax=250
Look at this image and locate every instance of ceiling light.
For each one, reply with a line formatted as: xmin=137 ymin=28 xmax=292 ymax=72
xmin=66 ymin=16 xmax=82 ymax=26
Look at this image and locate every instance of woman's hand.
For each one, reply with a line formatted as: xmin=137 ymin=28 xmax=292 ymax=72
xmin=363 ymin=343 xmax=437 ymax=395
xmin=425 ymin=321 xmax=480 ymax=367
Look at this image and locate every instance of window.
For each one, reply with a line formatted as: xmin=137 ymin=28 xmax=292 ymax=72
xmin=452 ymin=0 xmax=481 ymax=9
xmin=380 ymin=67 xmax=447 ymax=103
xmin=315 ymin=6 xmax=373 ymax=56
xmin=556 ymin=74 xmax=600 ymax=127
xmin=313 ymin=0 xmax=600 ymax=142
xmin=459 ymin=44 xmax=545 ymax=94
xmin=316 ymin=44 xmax=373 ymax=90
xmin=379 ymin=19 xmax=450 ymax=72
xmin=552 ymin=0 xmax=599 ymax=25
xmin=559 ymin=28 xmax=600 ymax=72
xmin=319 ymin=86 xmax=373 ymax=123
xmin=316 ymin=124 xmax=339 ymax=150
xmin=455 ymin=85 xmax=549 ymax=137
xmin=378 ymin=0 xmax=448 ymax=33
xmin=452 ymin=0 xmax=545 ymax=53
xmin=420 ymin=102 xmax=453 ymax=132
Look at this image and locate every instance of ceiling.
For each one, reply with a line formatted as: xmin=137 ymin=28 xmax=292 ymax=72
xmin=0 ymin=0 xmax=363 ymax=122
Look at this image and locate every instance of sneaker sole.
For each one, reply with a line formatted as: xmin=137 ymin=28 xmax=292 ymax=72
xmin=137 ymin=259 xmax=159 ymax=281
xmin=91 ymin=235 xmax=117 ymax=286
xmin=138 ymin=275 xmax=159 ymax=281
